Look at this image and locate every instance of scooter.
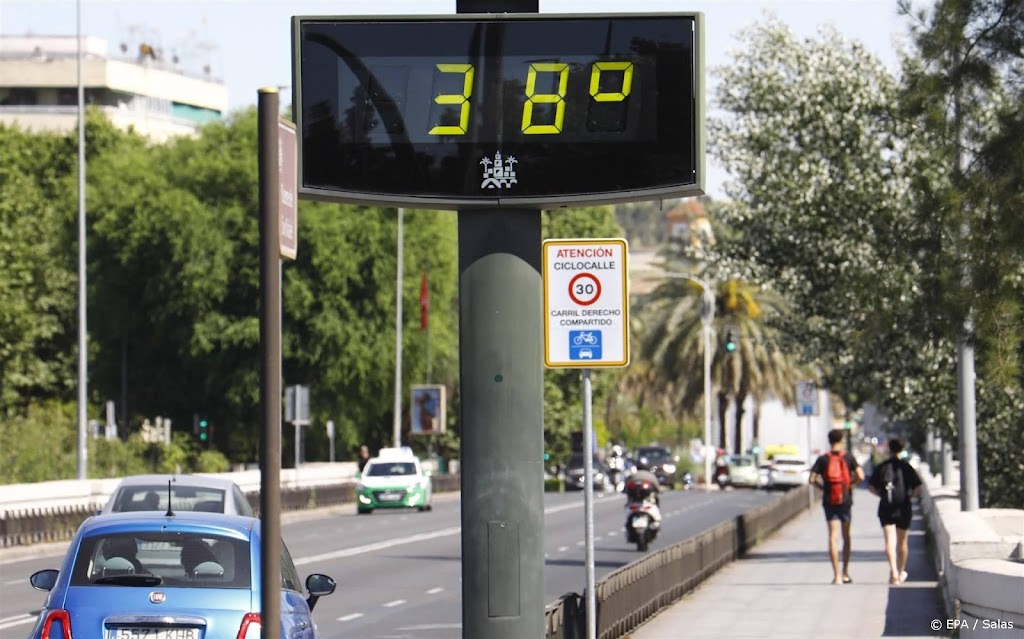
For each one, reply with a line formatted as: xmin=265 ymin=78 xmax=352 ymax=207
xmin=624 ymin=498 xmax=661 ymax=552
xmin=679 ymin=471 xmax=695 ymax=490
xmin=607 ymin=456 xmax=627 ymax=492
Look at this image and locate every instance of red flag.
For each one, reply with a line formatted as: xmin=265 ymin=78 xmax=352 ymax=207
xmin=419 ymin=271 xmax=429 ymax=330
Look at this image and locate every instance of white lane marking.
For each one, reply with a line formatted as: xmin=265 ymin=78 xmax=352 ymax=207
xmin=295 ymin=526 xmax=460 ymax=566
xmin=576 ymin=541 xmax=584 ymax=546
xmin=383 ymin=599 xmax=406 ymax=608
xmin=337 ymin=613 xmax=363 ymax=622
xmin=557 ymin=546 xmax=569 ymax=552
xmin=426 ymin=587 xmax=443 ymax=595
xmin=606 ymin=531 xmax=616 ymax=537
xmin=295 ymin=501 xmax=583 ymax=566
xmin=0 ymin=614 xmax=34 ymax=631
xmin=4 ymin=578 xmax=25 ymax=585
xmin=399 ymin=624 xmax=462 ymax=630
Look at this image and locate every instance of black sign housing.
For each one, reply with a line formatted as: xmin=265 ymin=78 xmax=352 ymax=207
xmin=292 ymin=13 xmax=705 ymax=209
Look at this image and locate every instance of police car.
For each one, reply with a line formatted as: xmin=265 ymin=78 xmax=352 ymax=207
xmin=355 ymin=447 xmax=433 ymax=514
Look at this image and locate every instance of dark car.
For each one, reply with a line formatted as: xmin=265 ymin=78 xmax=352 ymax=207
xmin=563 ymin=454 xmax=613 ymax=492
xmin=633 ymin=446 xmax=680 ymax=489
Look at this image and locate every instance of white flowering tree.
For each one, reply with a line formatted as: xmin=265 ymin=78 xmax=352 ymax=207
xmin=704 ymin=17 xmax=957 ymax=444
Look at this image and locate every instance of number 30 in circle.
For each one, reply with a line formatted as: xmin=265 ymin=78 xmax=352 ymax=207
xmin=568 ymin=273 xmax=602 ymax=306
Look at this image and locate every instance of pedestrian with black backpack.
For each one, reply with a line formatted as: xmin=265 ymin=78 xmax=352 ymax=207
xmin=868 ymin=438 xmax=922 ymax=585
xmin=809 ymin=429 xmax=865 ymax=585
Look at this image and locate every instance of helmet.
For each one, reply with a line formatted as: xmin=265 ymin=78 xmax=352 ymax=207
xmin=610 ymin=445 xmax=623 ymax=457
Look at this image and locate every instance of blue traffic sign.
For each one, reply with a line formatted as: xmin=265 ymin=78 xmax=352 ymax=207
xmin=569 ymin=330 xmax=603 ymax=361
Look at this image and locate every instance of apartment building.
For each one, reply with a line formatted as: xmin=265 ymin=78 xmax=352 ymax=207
xmin=0 ymin=35 xmax=228 ymax=142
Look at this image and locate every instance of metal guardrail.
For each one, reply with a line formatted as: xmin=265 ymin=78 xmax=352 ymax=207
xmin=545 ymin=485 xmax=810 ymax=639
xmin=0 ymin=474 xmax=462 ymax=548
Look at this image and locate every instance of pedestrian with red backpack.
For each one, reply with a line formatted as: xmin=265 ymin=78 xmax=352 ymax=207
xmin=809 ymin=429 xmax=865 ymax=585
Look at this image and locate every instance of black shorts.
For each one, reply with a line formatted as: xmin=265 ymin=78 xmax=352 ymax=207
xmin=823 ymin=502 xmax=852 ymax=522
xmin=878 ymin=508 xmax=913 ymax=529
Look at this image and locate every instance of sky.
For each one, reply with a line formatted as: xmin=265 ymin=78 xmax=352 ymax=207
xmin=0 ymin=0 xmax=914 ymax=199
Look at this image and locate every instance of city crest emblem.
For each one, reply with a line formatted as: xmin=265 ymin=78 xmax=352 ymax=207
xmin=480 ymin=151 xmax=518 ymax=189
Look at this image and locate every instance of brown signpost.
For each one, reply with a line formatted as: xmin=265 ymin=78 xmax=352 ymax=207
xmin=278 ymin=119 xmax=297 ymax=261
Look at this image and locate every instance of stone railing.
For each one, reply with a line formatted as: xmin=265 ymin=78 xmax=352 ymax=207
xmin=918 ymin=465 xmax=1024 ymax=638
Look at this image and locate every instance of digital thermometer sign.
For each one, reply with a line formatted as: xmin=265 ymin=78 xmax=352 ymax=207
xmin=292 ymin=13 xmax=705 ymax=209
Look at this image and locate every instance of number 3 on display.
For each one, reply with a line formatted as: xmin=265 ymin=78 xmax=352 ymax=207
xmin=428 ymin=61 xmax=634 ymax=136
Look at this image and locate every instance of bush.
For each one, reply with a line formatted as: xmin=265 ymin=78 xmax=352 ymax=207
xmin=544 ymin=477 xmax=564 ymax=492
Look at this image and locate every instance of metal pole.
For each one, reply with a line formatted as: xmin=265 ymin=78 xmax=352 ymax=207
xmin=942 ymin=439 xmax=955 ymax=487
xmin=953 ymin=79 xmax=979 ymax=511
xmin=807 ymin=415 xmax=814 ymax=511
xmin=702 ymin=283 xmax=714 ymax=490
xmin=458 ymin=209 xmax=544 ymax=639
xmin=294 ymin=423 xmax=300 ymax=470
xmin=582 ymin=369 xmax=597 ymax=639
xmin=257 ymin=87 xmax=282 ymax=639
xmin=394 ymin=207 xmax=404 ymax=448
xmin=425 ymin=258 xmax=432 ymax=383
xmin=327 ymin=420 xmax=335 ymax=463
xmin=75 ymin=0 xmax=88 ymax=480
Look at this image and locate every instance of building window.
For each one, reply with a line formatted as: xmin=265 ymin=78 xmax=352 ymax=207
xmin=1 ymin=88 xmax=37 ymax=106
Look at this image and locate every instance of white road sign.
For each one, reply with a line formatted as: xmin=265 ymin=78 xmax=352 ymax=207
xmin=796 ymin=380 xmax=819 ymax=416
xmin=543 ymin=238 xmax=630 ymax=368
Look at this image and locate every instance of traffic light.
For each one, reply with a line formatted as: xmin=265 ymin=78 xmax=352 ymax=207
xmin=724 ymin=329 xmax=737 ymax=353
xmin=198 ymin=417 xmax=210 ymax=443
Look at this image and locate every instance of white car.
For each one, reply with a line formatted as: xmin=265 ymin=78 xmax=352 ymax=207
xmin=727 ymin=455 xmax=761 ymax=488
xmin=100 ymin=474 xmax=254 ymax=516
xmin=765 ymin=456 xmax=811 ymax=490
xmin=355 ymin=447 xmax=433 ymax=514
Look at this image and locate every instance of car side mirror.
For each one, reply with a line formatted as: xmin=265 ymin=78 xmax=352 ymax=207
xmin=305 ymin=573 xmax=336 ymax=611
xmin=30 ymin=569 xmax=59 ymax=592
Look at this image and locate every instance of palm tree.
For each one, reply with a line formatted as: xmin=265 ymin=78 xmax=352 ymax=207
xmin=640 ymin=277 xmax=807 ymax=454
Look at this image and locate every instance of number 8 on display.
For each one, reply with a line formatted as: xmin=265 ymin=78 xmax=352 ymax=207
xmin=429 ymin=61 xmax=634 ymax=136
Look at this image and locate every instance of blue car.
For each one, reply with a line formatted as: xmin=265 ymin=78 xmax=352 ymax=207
xmin=27 ymin=511 xmax=336 ymax=639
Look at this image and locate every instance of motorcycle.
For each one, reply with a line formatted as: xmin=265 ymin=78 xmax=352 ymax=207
xmin=714 ymin=462 xmax=730 ymax=489
xmin=607 ymin=455 xmax=626 ymax=492
xmin=624 ymin=497 xmax=661 ymax=552
xmin=679 ymin=471 xmax=695 ymax=490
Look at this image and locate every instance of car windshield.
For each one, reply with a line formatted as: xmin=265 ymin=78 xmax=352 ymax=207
xmin=113 ymin=486 xmax=227 ymax=514
xmin=637 ymin=448 xmax=671 ymax=462
xmin=732 ymin=457 xmax=755 ymax=467
xmin=70 ymin=531 xmax=250 ymax=588
xmin=366 ymin=462 xmax=417 ymax=477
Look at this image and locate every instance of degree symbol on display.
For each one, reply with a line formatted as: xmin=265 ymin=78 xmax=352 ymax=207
xmin=568 ymin=272 xmax=602 ymax=306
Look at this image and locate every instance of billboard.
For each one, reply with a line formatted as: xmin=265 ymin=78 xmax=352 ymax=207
xmin=410 ymin=384 xmax=446 ymax=435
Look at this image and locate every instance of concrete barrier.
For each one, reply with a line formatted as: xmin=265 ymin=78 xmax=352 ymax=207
xmin=919 ymin=465 xmax=1024 ymax=638
xmin=0 ymin=465 xmax=461 ymax=547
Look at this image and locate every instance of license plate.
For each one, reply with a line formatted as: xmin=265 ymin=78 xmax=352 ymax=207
xmin=631 ymin=518 xmax=649 ymax=530
xmin=379 ymin=493 xmax=403 ymax=502
xmin=113 ymin=628 xmax=198 ymax=639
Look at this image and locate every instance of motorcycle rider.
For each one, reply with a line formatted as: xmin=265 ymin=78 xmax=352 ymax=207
xmin=607 ymin=445 xmax=627 ymax=490
xmin=624 ymin=468 xmax=663 ymax=529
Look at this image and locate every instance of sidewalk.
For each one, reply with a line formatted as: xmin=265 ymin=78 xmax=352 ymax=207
xmin=627 ymin=487 xmax=948 ymax=639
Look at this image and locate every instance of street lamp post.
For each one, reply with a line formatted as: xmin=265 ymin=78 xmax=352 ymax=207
xmin=664 ymin=274 xmax=715 ymax=490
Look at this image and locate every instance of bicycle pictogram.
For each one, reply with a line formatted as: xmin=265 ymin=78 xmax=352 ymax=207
xmin=572 ymin=331 xmax=599 ymax=346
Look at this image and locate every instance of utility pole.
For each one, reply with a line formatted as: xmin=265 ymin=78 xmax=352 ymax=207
xmin=75 ymin=0 xmax=88 ymax=480
xmin=953 ymin=45 xmax=979 ymax=512
xmin=394 ymin=207 xmax=405 ymax=449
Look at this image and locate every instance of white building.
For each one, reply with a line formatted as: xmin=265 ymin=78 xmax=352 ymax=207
xmin=0 ymin=36 xmax=227 ymax=142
